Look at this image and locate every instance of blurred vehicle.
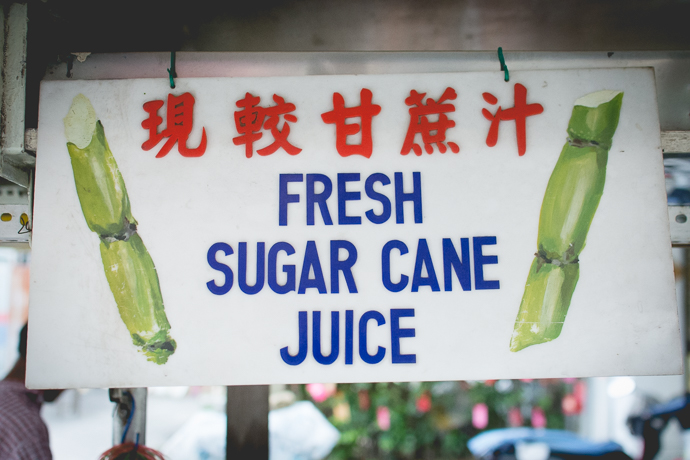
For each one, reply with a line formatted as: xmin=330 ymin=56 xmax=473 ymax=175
xmin=628 ymin=393 xmax=690 ymax=460
xmin=468 ymin=428 xmax=631 ymax=460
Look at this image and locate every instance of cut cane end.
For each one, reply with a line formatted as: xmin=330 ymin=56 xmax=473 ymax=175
xmin=574 ymin=90 xmax=623 ymax=108
xmin=510 ymin=337 xmax=553 ymax=352
xmin=142 ymin=340 xmax=176 ymax=365
xmin=568 ymin=90 xmax=623 ymax=145
xmin=64 ymin=94 xmax=98 ymax=149
xmin=510 ymin=317 xmax=564 ymax=352
xmin=132 ymin=331 xmax=177 ymax=365
xmin=509 ymin=327 xmax=555 ymax=352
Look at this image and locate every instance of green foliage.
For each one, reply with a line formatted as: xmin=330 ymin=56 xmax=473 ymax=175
xmin=301 ymin=379 xmax=578 ymax=460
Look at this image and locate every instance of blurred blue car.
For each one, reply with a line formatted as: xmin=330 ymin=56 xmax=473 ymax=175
xmin=468 ymin=428 xmax=630 ymax=460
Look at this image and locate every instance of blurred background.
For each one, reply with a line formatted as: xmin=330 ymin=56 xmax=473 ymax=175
xmin=2 ymin=0 xmax=690 ymax=459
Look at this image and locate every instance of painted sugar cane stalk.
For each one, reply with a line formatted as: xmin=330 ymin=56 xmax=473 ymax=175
xmin=64 ymin=94 xmax=176 ymax=364
xmin=510 ymin=90 xmax=624 ymax=352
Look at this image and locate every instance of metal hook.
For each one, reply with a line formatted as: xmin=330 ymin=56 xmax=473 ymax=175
xmin=497 ymin=47 xmax=509 ymax=82
xmin=167 ymin=51 xmax=177 ymax=89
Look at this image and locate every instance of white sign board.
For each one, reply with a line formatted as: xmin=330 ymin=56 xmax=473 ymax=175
xmin=28 ymin=68 xmax=680 ymax=388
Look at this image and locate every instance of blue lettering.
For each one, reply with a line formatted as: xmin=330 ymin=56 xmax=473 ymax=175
xmin=298 ymin=241 xmax=327 ymax=294
xmin=206 ymin=242 xmax=234 ymax=295
xmin=345 ymin=310 xmax=354 ymax=365
xmin=280 ymin=311 xmax=308 ymax=365
xmin=394 ymin=172 xmax=422 ymax=224
xmin=411 ymin=239 xmax=440 ymax=292
xmin=359 ymin=311 xmax=386 ymax=364
xmin=313 ymin=311 xmax=339 ymax=365
xmin=306 ymin=174 xmax=333 ymax=225
xmin=381 ymin=240 xmax=409 ymax=292
xmin=268 ymin=242 xmax=295 ymax=294
xmin=391 ymin=309 xmax=416 ymax=364
xmin=330 ymin=240 xmax=358 ymax=293
xmin=338 ymin=173 xmax=361 ymax=225
xmin=365 ymin=173 xmax=391 ymax=224
xmin=279 ymin=174 xmax=303 ymax=226
xmin=281 ymin=309 xmax=416 ymax=365
xmin=238 ymin=242 xmax=265 ymax=295
xmin=443 ymin=238 xmax=472 ymax=291
xmin=473 ymin=236 xmax=500 ymax=290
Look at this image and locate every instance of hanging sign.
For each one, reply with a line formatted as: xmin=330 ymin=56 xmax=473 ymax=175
xmin=28 ymin=68 xmax=680 ymax=388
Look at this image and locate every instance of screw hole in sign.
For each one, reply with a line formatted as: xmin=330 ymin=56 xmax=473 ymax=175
xmin=676 ymin=214 xmax=687 ymax=224
xmin=0 ymin=213 xmax=11 ymax=222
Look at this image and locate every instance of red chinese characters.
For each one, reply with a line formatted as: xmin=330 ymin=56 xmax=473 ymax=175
xmin=401 ymin=87 xmax=460 ymax=155
xmin=482 ymin=83 xmax=543 ymax=156
xmin=141 ymin=93 xmax=207 ymax=158
xmin=233 ymin=93 xmax=302 ymax=158
xmin=140 ymin=83 xmax=545 ymax=160
xmin=321 ymin=89 xmax=381 ymax=158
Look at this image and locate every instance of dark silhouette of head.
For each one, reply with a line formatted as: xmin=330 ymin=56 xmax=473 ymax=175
xmin=18 ymin=323 xmax=28 ymax=359
xmin=7 ymin=323 xmax=62 ymax=401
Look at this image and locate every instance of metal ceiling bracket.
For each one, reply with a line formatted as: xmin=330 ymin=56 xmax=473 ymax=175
xmin=0 ymin=3 xmax=35 ymax=188
xmin=0 ymin=179 xmax=30 ymax=244
xmin=669 ymin=206 xmax=690 ymax=246
xmin=663 ymin=132 xmax=690 ymax=247
xmin=662 ymin=131 xmax=690 ymax=154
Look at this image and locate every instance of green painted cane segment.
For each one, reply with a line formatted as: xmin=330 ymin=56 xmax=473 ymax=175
xmin=567 ymin=91 xmax=624 ymax=147
xmin=65 ymin=94 xmax=175 ymax=364
xmin=537 ymin=143 xmax=608 ymax=262
xmin=101 ymin=234 xmax=176 ymax=364
xmin=66 ymin=122 xmax=136 ymax=237
xmin=510 ymin=90 xmax=623 ymax=352
xmin=510 ymin=258 xmax=579 ymax=352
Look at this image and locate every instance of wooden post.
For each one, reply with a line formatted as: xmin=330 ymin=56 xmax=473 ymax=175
xmin=226 ymin=385 xmax=269 ymax=460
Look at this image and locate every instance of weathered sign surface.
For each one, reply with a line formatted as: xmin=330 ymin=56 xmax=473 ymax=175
xmin=27 ymin=68 xmax=680 ymax=388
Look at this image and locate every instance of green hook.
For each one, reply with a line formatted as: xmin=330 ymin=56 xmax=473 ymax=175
xmin=167 ymin=51 xmax=176 ymax=89
xmin=497 ymin=47 xmax=509 ymax=82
